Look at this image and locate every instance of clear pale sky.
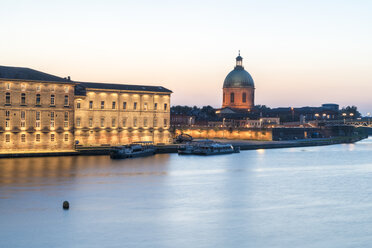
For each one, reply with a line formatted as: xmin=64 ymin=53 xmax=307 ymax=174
xmin=1 ymin=0 xmax=371 ymax=114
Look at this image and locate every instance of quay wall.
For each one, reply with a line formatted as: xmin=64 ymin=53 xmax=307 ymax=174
xmin=175 ymin=127 xmax=273 ymax=141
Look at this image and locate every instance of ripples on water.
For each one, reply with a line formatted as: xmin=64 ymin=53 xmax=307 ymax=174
xmin=1 ymin=139 xmax=372 ymax=248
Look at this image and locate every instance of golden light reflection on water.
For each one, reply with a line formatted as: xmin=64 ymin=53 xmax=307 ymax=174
xmin=256 ymin=149 xmax=265 ymax=154
xmin=0 ymin=155 xmax=171 ymax=187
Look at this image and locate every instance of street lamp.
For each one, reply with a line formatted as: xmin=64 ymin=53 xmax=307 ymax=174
xmin=291 ymin=107 xmax=294 ymax=121
xmin=342 ymin=112 xmax=347 ymax=124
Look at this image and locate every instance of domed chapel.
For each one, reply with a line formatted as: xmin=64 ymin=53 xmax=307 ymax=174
xmin=222 ymin=52 xmax=255 ymax=110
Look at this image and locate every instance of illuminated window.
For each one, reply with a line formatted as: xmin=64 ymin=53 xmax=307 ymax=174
xmin=112 ymin=101 xmax=116 ymax=109
xmin=21 ymin=93 xmax=26 ymax=105
xmin=123 ymin=102 xmax=127 ymax=110
xmin=112 ymin=118 xmax=116 ymax=127
xmin=50 ymin=112 xmax=55 ymax=128
xmin=64 ymin=86 xmax=69 ymax=93
xmin=36 ymin=94 xmax=41 ymax=105
xmin=100 ymin=117 xmax=105 ymax=127
xmin=164 ymin=103 xmax=167 ymax=111
xmin=36 ymin=111 xmax=41 ymax=128
xmin=21 ymin=134 xmax=26 ymax=142
xmin=5 ymin=111 xmax=10 ymax=118
xmin=21 ymin=84 xmax=26 ymax=91
xmin=64 ymin=95 xmax=69 ymax=106
xmin=5 ymin=120 xmax=10 ymax=128
xmin=36 ymin=85 xmax=41 ymax=91
xmin=154 ymin=103 xmax=158 ymax=110
xmin=101 ymin=101 xmax=105 ymax=109
xmin=77 ymin=117 xmax=81 ymax=127
xmin=77 ymin=102 xmax=81 ymax=109
xmin=144 ymin=103 xmax=148 ymax=111
xmin=50 ymin=95 xmax=55 ymax=105
xmin=64 ymin=112 xmax=69 ymax=128
xmin=36 ymin=134 xmax=41 ymax=142
xmin=144 ymin=118 xmax=148 ymax=127
xmin=154 ymin=118 xmax=157 ymax=127
xmin=21 ymin=111 xmax=26 ymax=127
xmin=51 ymin=133 xmax=55 ymax=142
xmin=242 ymin=93 xmax=246 ymax=103
xmin=230 ymin=93 xmax=234 ymax=103
xmin=133 ymin=118 xmax=137 ymax=127
xmin=134 ymin=102 xmax=137 ymax=110
xmin=5 ymin=134 xmax=10 ymax=142
xmin=6 ymin=83 xmax=10 ymax=90
xmin=89 ymin=101 xmax=93 ymax=109
xmin=64 ymin=133 xmax=69 ymax=141
xmin=89 ymin=117 xmax=93 ymax=127
xmin=5 ymin=93 xmax=10 ymax=104
xmin=164 ymin=119 xmax=168 ymax=127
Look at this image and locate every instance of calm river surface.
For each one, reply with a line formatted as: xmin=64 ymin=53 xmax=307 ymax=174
xmin=1 ymin=138 xmax=372 ymax=248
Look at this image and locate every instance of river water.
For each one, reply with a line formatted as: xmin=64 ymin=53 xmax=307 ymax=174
xmin=1 ymin=138 xmax=372 ymax=248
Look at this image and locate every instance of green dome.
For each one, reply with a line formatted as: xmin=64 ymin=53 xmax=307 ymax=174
xmin=223 ymin=54 xmax=254 ymax=88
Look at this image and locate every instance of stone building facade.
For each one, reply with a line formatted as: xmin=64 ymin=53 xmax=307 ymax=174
xmin=74 ymin=83 xmax=172 ymax=146
xmin=0 ymin=78 xmax=75 ymax=152
xmin=0 ymin=66 xmax=172 ymax=153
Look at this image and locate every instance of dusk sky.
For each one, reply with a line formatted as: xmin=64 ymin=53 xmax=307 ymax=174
xmin=1 ymin=0 xmax=371 ymax=113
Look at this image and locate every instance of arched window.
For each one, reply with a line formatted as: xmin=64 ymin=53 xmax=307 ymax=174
xmin=21 ymin=93 xmax=26 ymax=105
xmin=5 ymin=93 xmax=10 ymax=104
xmin=230 ymin=93 xmax=235 ymax=103
xmin=36 ymin=94 xmax=41 ymax=105
xmin=242 ymin=92 xmax=247 ymax=103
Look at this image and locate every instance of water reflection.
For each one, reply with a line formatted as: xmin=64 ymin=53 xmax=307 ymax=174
xmin=1 ymin=139 xmax=372 ymax=248
xmin=0 ymin=154 xmax=171 ymax=192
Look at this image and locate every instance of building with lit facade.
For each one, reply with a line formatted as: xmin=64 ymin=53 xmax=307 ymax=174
xmin=0 ymin=66 xmax=172 ymax=153
xmin=74 ymin=82 xmax=172 ymax=146
xmin=222 ymin=52 xmax=255 ymax=110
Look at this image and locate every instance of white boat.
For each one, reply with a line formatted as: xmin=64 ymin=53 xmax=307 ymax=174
xmin=178 ymin=140 xmax=240 ymax=155
xmin=110 ymin=142 xmax=156 ymax=159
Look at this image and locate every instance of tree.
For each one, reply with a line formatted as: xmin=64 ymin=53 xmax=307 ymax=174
xmin=340 ymin=106 xmax=361 ymax=118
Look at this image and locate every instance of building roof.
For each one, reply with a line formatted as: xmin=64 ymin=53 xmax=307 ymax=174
xmin=76 ymin=82 xmax=172 ymax=93
xmin=223 ymin=55 xmax=254 ymax=88
xmin=0 ymin=65 xmax=172 ymax=93
xmin=0 ymin=65 xmax=70 ymax=82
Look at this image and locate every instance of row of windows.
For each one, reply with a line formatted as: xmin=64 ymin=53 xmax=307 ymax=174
xmin=223 ymin=92 xmax=248 ymax=103
xmin=76 ymin=117 xmax=168 ymax=128
xmin=4 ymin=93 xmax=69 ymax=106
xmin=4 ymin=111 xmax=70 ymax=128
xmin=77 ymin=101 xmax=168 ymax=111
xmin=4 ymin=133 xmax=69 ymax=143
xmin=4 ymin=83 xmax=69 ymax=93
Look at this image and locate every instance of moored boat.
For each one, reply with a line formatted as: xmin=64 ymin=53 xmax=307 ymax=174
xmin=110 ymin=141 xmax=156 ymax=159
xmin=178 ymin=140 xmax=240 ymax=156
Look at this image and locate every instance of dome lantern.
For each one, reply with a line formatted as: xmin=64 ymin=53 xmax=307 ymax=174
xmin=235 ymin=50 xmax=243 ymax=68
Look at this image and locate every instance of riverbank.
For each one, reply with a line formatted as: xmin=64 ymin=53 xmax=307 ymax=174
xmin=0 ymin=135 xmax=366 ymax=158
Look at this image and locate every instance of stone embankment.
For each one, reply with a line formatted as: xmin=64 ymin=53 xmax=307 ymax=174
xmin=0 ymin=136 xmax=366 ymax=158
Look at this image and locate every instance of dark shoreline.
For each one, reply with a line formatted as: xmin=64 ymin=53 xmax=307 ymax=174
xmin=0 ymin=136 xmax=366 ymax=159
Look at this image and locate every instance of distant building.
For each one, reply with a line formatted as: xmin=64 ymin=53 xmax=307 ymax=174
xmin=0 ymin=65 xmax=172 ymax=153
xmin=222 ymin=52 xmax=255 ymax=110
xmin=170 ymin=113 xmax=195 ymax=126
xmin=321 ymin=103 xmax=339 ymax=112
